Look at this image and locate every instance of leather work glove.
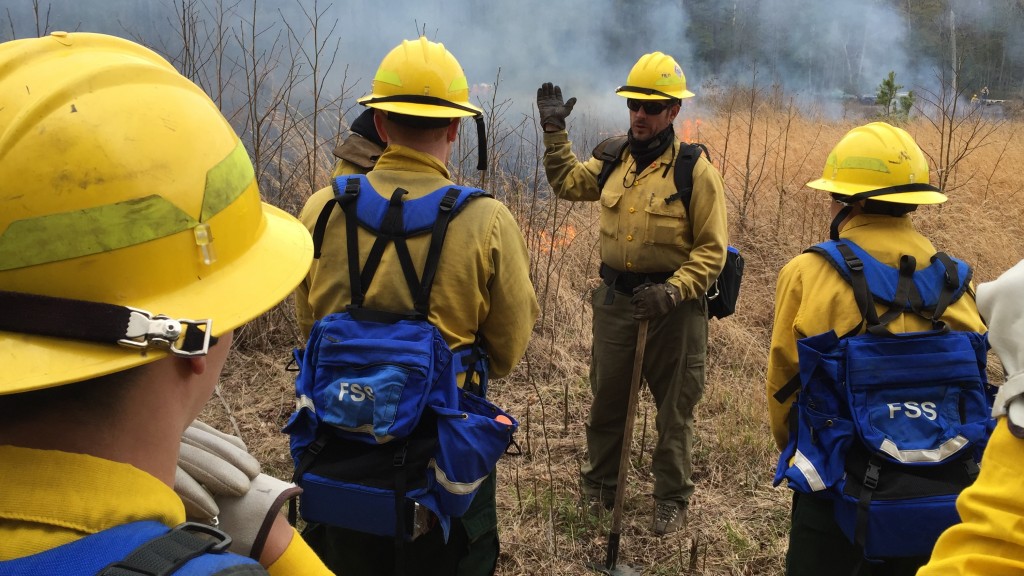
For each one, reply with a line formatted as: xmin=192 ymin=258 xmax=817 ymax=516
xmin=175 ymin=420 xmax=302 ymax=559
xmin=976 ymin=259 xmax=1024 ymax=437
xmin=631 ymin=282 xmax=681 ymax=320
xmin=537 ymin=82 xmax=576 ymax=132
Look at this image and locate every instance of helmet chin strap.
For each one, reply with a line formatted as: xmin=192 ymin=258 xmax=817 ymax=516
xmin=474 ymin=115 xmax=487 ymax=171
xmin=830 ymin=204 xmax=854 ymax=241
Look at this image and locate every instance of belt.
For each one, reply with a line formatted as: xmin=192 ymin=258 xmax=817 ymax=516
xmin=599 ymin=262 xmax=673 ymax=295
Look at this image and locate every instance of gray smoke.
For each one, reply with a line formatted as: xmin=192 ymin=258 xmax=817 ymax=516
xmin=2 ymin=0 xmax=1009 ymax=124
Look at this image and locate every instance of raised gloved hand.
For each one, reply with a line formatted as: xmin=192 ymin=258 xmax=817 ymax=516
xmin=175 ymin=420 xmax=301 ymax=559
xmin=537 ymin=82 xmax=576 ymax=132
xmin=631 ymin=282 xmax=681 ymax=320
xmin=976 ymin=259 xmax=1024 ymax=437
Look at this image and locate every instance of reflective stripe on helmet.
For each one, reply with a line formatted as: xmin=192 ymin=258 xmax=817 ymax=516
xmin=0 ymin=141 xmax=253 ymax=271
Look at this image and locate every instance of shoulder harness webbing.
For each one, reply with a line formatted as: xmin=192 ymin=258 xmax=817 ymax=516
xmin=593 ymin=135 xmax=710 ymax=213
xmin=773 ymin=238 xmax=973 ymax=404
xmin=312 ymin=174 xmax=490 ymax=319
xmin=0 ymin=521 xmax=265 ymax=576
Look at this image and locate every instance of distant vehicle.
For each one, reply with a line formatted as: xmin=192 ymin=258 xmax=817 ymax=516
xmin=859 ymin=94 xmax=877 ymax=105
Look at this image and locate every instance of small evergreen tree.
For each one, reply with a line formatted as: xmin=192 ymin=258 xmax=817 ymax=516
xmin=876 ymin=71 xmax=913 ymax=121
xmin=898 ymin=90 xmax=915 ymax=119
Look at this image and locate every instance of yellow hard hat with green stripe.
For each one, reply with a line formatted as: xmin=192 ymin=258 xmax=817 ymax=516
xmin=0 ymin=32 xmax=313 ymax=394
xmin=616 ymin=51 xmax=695 ymax=101
xmin=358 ymin=37 xmax=483 ymax=118
xmin=807 ymin=122 xmax=947 ymax=205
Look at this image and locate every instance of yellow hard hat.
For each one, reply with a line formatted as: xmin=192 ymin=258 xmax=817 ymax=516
xmin=615 ymin=52 xmax=695 ymax=100
xmin=0 ymin=32 xmax=313 ymax=394
xmin=807 ymin=122 xmax=946 ymax=205
xmin=358 ymin=37 xmax=483 ymax=118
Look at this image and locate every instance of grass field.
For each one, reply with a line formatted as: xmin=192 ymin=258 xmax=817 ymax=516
xmin=204 ymin=104 xmax=1024 ymax=575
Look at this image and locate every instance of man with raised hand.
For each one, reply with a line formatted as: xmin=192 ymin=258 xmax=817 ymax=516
xmin=536 ymin=51 xmax=728 ymax=536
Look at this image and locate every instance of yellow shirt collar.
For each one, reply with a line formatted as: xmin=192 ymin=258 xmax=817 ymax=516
xmin=0 ymin=445 xmax=184 ymax=558
xmin=374 ymin=144 xmax=451 ymax=178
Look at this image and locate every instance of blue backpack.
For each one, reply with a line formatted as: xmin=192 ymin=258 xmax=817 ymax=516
xmin=284 ymin=176 xmax=517 ymax=542
xmin=0 ymin=521 xmax=264 ymax=576
xmin=773 ymin=239 xmax=995 ymax=559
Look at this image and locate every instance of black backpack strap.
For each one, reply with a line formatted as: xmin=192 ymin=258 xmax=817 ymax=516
xmin=313 ymin=177 xmax=364 ymax=306
xmin=344 ymin=184 xmax=471 ymax=317
xmin=666 ymin=142 xmax=710 ymax=209
xmin=384 ymin=189 xmax=422 ymax=300
xmin=99 ymin=523 xmax=265 ymax=576
xmin=832 ymin=243 xmax=877 ymax=334
xmin=595 ymin=138 xmax=710 ymax=221
xmin=288 ymin=433 xmax=331 ymax=527
xmin=849 ymin=455 xmax=883 ymax=576
xmin=871 ymin=254 xmax=922 ymax=330
xmin=415 ymin=188 xmax=462 ymax=315
xmin=593 ymin=135 xmax=629 ymax=190
xmin=392 ymin=442 xmax=410 ymax=576
xmin=773 ymin=373 xmax=802 ymax=404
xmin=312 ymin=177 xmax=358 ymax=258
xmin=453 ymin=337 xmax=491 ymax=396
xmin=930 ymin=252 xmax=962 ymax=325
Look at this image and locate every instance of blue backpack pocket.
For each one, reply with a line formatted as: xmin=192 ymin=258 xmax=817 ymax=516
xmin=775 ymin=330 xmax=856 ymax=492
xmin=294 ymin=424 xmax=443 ymax=539
xmin=833 ymin=444 xmax=978 ymax=558
xmin=429 ymin=391 xmax=517 ymax=517
xmin=846 ymin=331 xmax=991 ymax=464
xmin=298 ymin=312 xmax=458 ymax=445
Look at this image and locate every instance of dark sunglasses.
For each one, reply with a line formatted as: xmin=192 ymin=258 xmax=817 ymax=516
xmin=626 ymin=98 xmax=671 ymax=114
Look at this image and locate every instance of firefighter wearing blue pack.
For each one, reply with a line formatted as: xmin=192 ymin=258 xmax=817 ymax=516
xmin=766 ymin=122 xmax=989 ymax=575
xmin=0 ymin=33 xmax=330 ymax=575
xmin=293 ymin=37 xmax=538 ymax=576
xmin=536 ymin=52 xmax=728 ymax=535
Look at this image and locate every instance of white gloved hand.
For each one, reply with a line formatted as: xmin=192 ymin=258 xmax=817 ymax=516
xmin=175 ymin=420 xmax=301 ymax=559
xmin=976 ymin=259 xmax=1024 ymax=437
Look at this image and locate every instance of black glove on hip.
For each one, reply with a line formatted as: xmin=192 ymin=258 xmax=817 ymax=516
xmin=537 ymin=82 xmax=576 ymax=132
xmin=631 ymin=282 xmax=681 ymax=320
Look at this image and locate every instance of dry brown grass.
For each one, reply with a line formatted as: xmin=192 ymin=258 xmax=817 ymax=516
xmin=203 ymin=112 xmax=1024 ymax=575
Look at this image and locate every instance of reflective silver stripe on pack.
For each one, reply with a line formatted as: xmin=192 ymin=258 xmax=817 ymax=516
xmin=792 ymin=449 xmax=827 ymax=492
xmin=296 ymin=395 xmax=316 ymax=413
xmin=328 ymin=422 xmax=395 ymax=444
xmin=878 ymin=435 xmax=969 ymax=463
xmin=428 ymin=458 xmax=485 ymax=496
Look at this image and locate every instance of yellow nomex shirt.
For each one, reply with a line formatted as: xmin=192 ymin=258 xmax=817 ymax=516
xmin=0 ymin=445 xmax=331 ymax=575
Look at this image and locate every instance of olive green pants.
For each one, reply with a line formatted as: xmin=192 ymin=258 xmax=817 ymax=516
xmin=580 ymin=283 xmax=708 ymax=505
xmin=304 ymin=471 xmax=499 ymax=576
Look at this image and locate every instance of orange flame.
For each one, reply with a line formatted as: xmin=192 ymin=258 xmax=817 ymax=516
xmin=677 ymin=118 xmax=701 ymax=143
xmin=537 ymin=225 xmax=577 ymax=254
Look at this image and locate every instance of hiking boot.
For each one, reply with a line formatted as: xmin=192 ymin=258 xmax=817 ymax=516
xmin=584 ymin=495 xmax=614 ymax=517
xmin=651 ymin=500 xmax=687 ymax=535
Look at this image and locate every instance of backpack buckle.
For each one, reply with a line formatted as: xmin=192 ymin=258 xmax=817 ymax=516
xmin=863 ymin=461 xmax=881 ymax=491
xmin=439 ymin=191 xmax=458 ymax=212
xmin=175 ymin=521 xmax=233 ymax=553
xmin=393 ymin=444 xmax=409 ymax=467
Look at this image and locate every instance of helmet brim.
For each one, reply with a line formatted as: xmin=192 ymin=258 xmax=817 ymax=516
xmin=358 ymin=95 xmax=482 ymax=118
xmin=807 ymin=178 xmax=948 ymax=205
xmin=0 ymin=202 xmax=313 ymax=394
xmin=615 ymin=88 xmax=695 ymax=100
